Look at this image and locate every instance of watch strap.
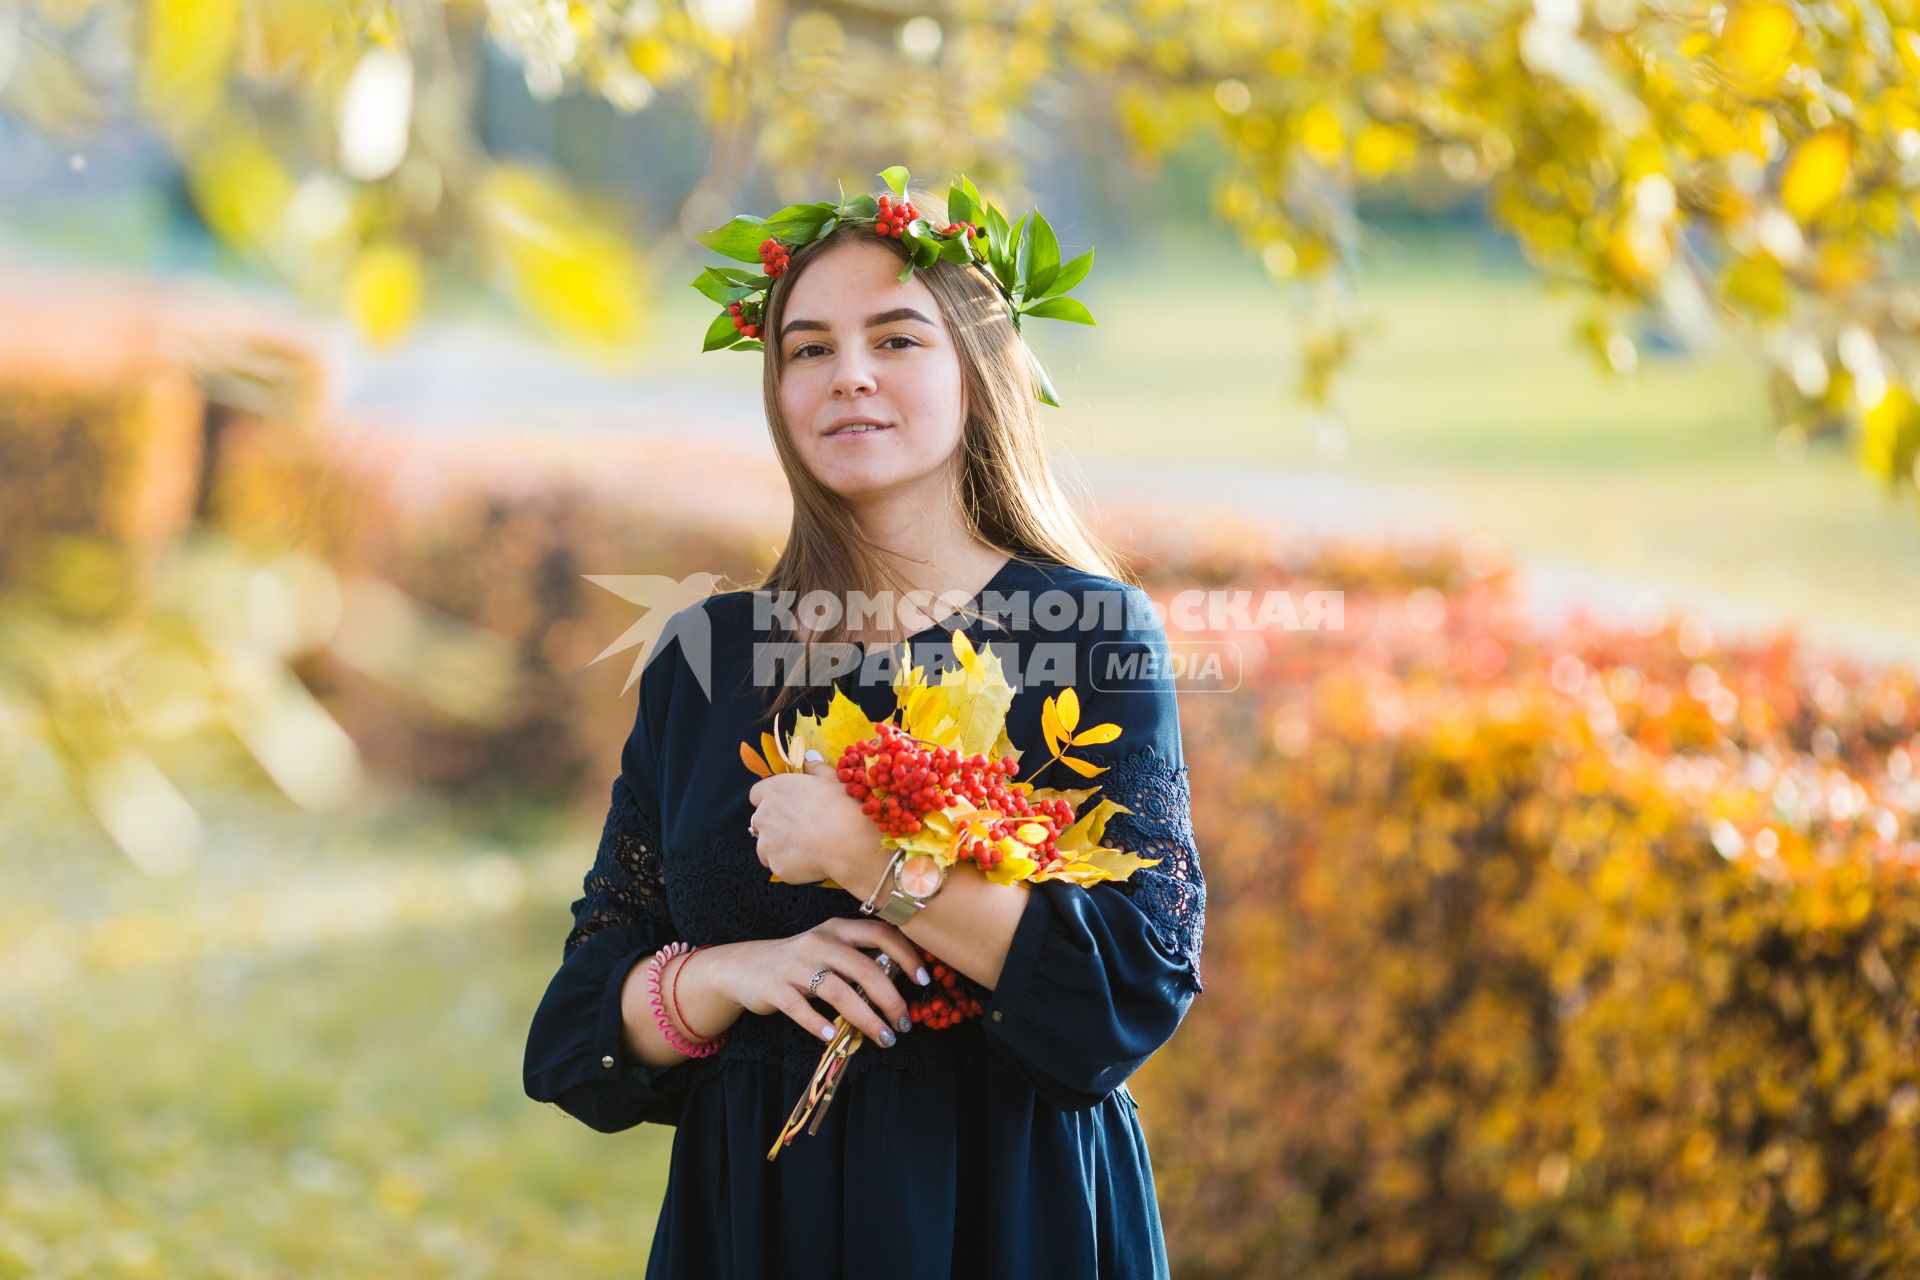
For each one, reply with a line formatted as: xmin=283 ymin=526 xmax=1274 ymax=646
xmin=875 ymin=892 xmax=925 ymax=925
xmin=860 ymin=847 xmax=906 ymax=916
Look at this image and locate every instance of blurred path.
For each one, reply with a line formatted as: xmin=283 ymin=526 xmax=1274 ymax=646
xmin=332 ymin=321 xmax=1920 ymax=673
xmin=1076 ymin=459 xmax=1920 ymax=671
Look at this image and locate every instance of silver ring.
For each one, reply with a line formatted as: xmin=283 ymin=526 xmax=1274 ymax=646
xmin=806 ymin=967 xmax=830 ymax=997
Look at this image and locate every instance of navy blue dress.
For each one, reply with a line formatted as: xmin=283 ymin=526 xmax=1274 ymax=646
xmin=523 ymin=554 xmax=1207 ymax=1278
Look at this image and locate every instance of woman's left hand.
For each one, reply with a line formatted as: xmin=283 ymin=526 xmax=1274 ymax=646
xmin=747 ymin=751 xmax=883 ymax=889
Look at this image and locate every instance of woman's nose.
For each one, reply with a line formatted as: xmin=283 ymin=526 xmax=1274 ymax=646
xmin=830 ymin=351 xmax=877 ymax=398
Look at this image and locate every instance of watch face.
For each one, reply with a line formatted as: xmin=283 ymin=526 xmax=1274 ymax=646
xmin=896 ymin=853 xmax=945 ymax=898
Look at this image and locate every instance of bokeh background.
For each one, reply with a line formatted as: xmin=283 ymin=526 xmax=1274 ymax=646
xmin=6 ymin=1 xmax=1920 ymax=1276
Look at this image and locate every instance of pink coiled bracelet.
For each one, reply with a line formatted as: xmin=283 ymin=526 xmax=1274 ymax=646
xmin=646 ymin=941 xmax=727 ymax=1058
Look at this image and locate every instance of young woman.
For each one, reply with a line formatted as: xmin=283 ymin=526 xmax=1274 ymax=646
xmin=523 ymin=189 xmax=1207 ymax=1279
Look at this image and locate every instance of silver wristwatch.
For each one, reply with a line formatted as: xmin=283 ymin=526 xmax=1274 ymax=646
xmin=859 ymin=848 xmax=949 ymax=925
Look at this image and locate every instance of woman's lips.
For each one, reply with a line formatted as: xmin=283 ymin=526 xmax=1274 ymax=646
xmin=826 ymin=425 xmax=895 ymax=439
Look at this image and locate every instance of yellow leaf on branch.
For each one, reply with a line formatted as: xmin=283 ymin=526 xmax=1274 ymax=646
xmin=346 ymin=242 xmax=423 ymax=346
xmin=1058 ymin=754 xmax=1109 ymax=779
xmin=479 ymin=165 xmax=649 ymax=348
xmin=143 ymin=0 xmax=239 ymax=128
xmin=1780 ymin=127 xmax=1853 ymax=224
xmin=1713 ymin=0 xmax=1800 ymax=93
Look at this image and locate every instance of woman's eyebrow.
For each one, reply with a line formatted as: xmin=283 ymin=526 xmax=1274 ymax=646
xmin=780 ymin=307 xmax=936 ymax=339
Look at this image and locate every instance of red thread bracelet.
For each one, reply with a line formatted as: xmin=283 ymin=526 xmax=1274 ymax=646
xmin=670 ymin=946 xmax=721 ymax=1045
xmin=645 ymin=942 xmax=726 ymax=1058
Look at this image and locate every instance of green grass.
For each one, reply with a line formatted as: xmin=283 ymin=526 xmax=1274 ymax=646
xmin=0 ymin=796 xmax=673 ymax=1280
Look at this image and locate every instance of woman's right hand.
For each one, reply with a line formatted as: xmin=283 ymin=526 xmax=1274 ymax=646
xmin=726 ymin=917 xmax=927 ymax=1048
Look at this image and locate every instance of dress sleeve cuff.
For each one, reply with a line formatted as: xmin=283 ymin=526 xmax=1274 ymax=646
xmin=595 ymin=944 xmax=699 ymax=1090
xmin=984 ymin=880 xmax=1053 ymax=1028
xmin=976 ymin=879 xmax=1200 ymax=1111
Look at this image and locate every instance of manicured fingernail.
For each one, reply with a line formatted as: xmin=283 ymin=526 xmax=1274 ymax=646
xmin=897 ymin=1014 xmax=913 ymax=1033
xmin=916 ymin=967 xmax=931 ymax=986
xmin=804 ymin=749 xmax=823 ymax=763
xmin=820 ymin=1024 xmax=835 ymax=1041
xmin=878 ymin=1029 xmax=896 ymax=1047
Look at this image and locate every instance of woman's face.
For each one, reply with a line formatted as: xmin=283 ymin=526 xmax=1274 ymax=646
xmin=774 ymin=239 xmax=968 ymax=500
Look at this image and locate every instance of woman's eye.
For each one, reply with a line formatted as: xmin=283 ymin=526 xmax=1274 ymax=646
xmin=791 ymin=336 xmax=918 ymax=359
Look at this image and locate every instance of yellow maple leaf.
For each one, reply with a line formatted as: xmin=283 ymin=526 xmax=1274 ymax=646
xmin=901 ymin=683 xmax=956 ymax=747
xmin=816 ymin=688 xmax=882 ymax=765
xmin=983 ymin=849 xmax=1039 ymax=885
xmin=936 ymin=634 xmax=1015 ymax=756
xmin=894 ymin=808 xmax=959 ymax=859
xmin=1057 ymin=797 xmax=1130 ymax=857
xmin=1029 ymin=785 xmax=1100 ymax=812
xmin=892 ymin=641 xmax=929 ymax=699
xmin=1035 ymin=847 xmax=1165 ymax=886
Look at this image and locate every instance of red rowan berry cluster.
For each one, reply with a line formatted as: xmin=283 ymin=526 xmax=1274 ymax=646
xmin=759 ymin=237 xmax=790 ymax=278
xmin=941 ymin=220 xmax=979 ymax=240
xmin=873 ymin=194 xmax=917 ymax=239
xmin=835 ymin=721 xmax=1075 ymax=873
xmin=727 ymin=298 xmax=763 ymax=340
xmin=907 ymin=949 xmax=983 ymax=1029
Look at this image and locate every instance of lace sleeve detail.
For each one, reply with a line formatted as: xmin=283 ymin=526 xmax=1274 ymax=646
xmin=564 ymin=774 xmax=673 ymax=959
xmin=1092 ymin=743 xmax=1207 ymax=990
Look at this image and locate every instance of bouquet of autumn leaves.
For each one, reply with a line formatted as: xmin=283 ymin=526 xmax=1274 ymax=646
xmin=740 ymin=630 xmax=1162 ymax=1156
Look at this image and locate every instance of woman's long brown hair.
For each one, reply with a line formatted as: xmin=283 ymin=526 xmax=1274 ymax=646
xmin=740 ymin=184 xmax=1135 ymax=724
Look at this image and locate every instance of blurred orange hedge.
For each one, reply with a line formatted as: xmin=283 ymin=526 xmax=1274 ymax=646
xmin=1125 ymin=524 xmax=1920 ymax=1278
